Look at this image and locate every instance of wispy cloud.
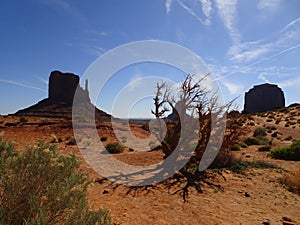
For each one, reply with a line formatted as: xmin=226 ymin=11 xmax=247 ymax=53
xmin=279 ymin=76 xmax=300 ymax=88
xmin=176 ymin=0 xmax=213 ymax=26
xmin=85 ymin=29 xmax=110 ymax=37
xmin=39 ymin=0 xmax=85 ymax=21
xmin=0 ymin=79 xmax=47 ymax=93
xmin=222 ymin=80 xmax=244 ymax=95
xmin=215 ymin=0 xmax=240 ymax=44
xmin=228 ymin=41 xmax=272 ymax=63
xmin=257 ymin=0 xmax=280 ymax=12
xmin=281 ymin=17 xmax=300 ymax=33
xmin=36 ymin=77 xmax=48 ymax=85
xmin=216 ymin=42 xmax=300 ymax=80
xmin=228 ymin=17 xmax=300 ymax=63
xmin=199 ymin=0 xmax=213 ymax=26
xmin=80 ymin=44 xmax=106 ymax=57
xmin=165 ymin=0 xmax=173 ymax=14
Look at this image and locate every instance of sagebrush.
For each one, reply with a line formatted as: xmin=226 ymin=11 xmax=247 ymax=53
xmin=0 ymin=135 xmax=111 ymax=225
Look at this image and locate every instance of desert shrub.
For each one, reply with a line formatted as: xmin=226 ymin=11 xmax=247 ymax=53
xmin=228 ymin=160 xmax=279 ymax=174
xmin=100 ymin=136 xmax=108 ymax=142
xmin=244 ymin=137 xmax=261 ymax=145
xmin=0 ymin=137 xmax=111 ymax=225
xmin=230 ymin=144 xmax=240 ymax=151
xmin=258 ymin=145 xmax=271 ymax=152
xmin=268 ymin=141 xmax=300 ymax=161
xmin=50 ymin=134 xmax=63 ymax=143
xmin=253 ymin=127 xmax=266 ymax=137
xmin=282 ymin=168 xmax=300 ymax=194
xmin=240 ymin=142 xmax=248 ymax=148
xmin=19 ymin=116 xmax=28 ymax=123
xmin=105 ymin=142 xmax=124 ymax=154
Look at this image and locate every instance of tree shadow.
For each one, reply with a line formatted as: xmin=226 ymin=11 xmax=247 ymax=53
xmin=95 ymin=164 xmax=225 ymax=202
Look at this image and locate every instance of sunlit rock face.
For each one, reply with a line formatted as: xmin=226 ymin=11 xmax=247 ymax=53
xmin=244 ymin=83 xmax=285 ymax=113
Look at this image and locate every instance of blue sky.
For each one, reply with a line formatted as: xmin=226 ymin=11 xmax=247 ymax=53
xmin=0 ymin=0 xmax=299 ymax=118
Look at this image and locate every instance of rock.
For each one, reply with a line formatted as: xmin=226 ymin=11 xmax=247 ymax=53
xmin=282 ymin=217 xmax=295 ymax=225
xmin=49 ymin=70 xmax=78 ymax=105
xmin=262 ymin=219 xmax=270 ymax=225
xmin=14 ymin=70 xmax=110 ymax=120
xmin=244 ymin=192 xmax=250 ymax=197
xmin=282 ymin=222 xmax=295 ymax=225
xmin=244 ymin=83 xmax=285 ymax=113
xmin=102 ymin=190 xmax=109 ymax=194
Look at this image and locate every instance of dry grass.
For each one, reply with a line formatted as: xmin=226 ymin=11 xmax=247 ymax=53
xmin=283 ymin=168 xmax=300 ymax=194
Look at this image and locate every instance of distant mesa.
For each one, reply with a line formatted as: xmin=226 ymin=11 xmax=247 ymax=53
xmin=244 ymin=83 xmax=285 ymax=113
xmin=15 ymin=70 xmax=110 ymax=119
xmin=48 ymin=70 xmax=90 ymax=105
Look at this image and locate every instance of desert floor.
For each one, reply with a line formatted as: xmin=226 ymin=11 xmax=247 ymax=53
xmin=1 ymin=106 xmax=300 ymax=225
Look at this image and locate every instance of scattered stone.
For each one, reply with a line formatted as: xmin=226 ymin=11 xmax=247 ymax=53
xmin=262 ymin=219 xmax=270 ymax=225
xmin=282 ymin=217 xmax=292 ymax=222
xmin=244 ymin=192 xmax=250 ymax=197
xmin=282 ymin=221 xmax=295 ymax=225
xmin=282 ymin=217 xmax=295 ymax=225
xmin=102 ymin=190 xmax=109 ymax=194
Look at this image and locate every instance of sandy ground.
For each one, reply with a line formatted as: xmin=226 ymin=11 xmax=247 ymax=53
xmin=0 ymin=106 xmax=300 ymax=225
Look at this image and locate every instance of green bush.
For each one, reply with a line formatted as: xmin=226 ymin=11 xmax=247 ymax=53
xmin=240 ymin=142 xmax=248 ymax=148
xmin=258 ymin=145 xmax=271 ymax=152
xmin=253 ymin=127 xmax=266 ymax=137
xmin=0 ymin=136 xmax=111 ymax=225
xmin=228 ymin=160 xmax=279 ymax=174
xmin=105 ymin=142 xmax=124 ymax=154
xmin=244 ymin=135 xmax=269 ymax=146
xmin=244 ymin=137 xmax=261 ymax=145
xmin=230 ymin=144 xmax=240 ymax=151
xmin=268 ymin=141 xmax=300 ymax=161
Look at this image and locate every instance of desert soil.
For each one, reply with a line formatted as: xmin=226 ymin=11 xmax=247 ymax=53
xmin=0 ymin=106 xmax=299 ymax=225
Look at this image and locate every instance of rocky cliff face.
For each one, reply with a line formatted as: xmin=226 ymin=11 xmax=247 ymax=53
xmin=48 ymin=71 xmax=80 ymax=105
xmin=15 ymin=70 xmax=109 ymax=119
xmin=244 ymin=83 xmax=285 ymax=113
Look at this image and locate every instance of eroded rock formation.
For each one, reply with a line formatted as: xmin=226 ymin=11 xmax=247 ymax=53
xmin=15 ymin=70 xmax=109 ymax=119
xmin=244 ymin=83 xmax=285 ymax=113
